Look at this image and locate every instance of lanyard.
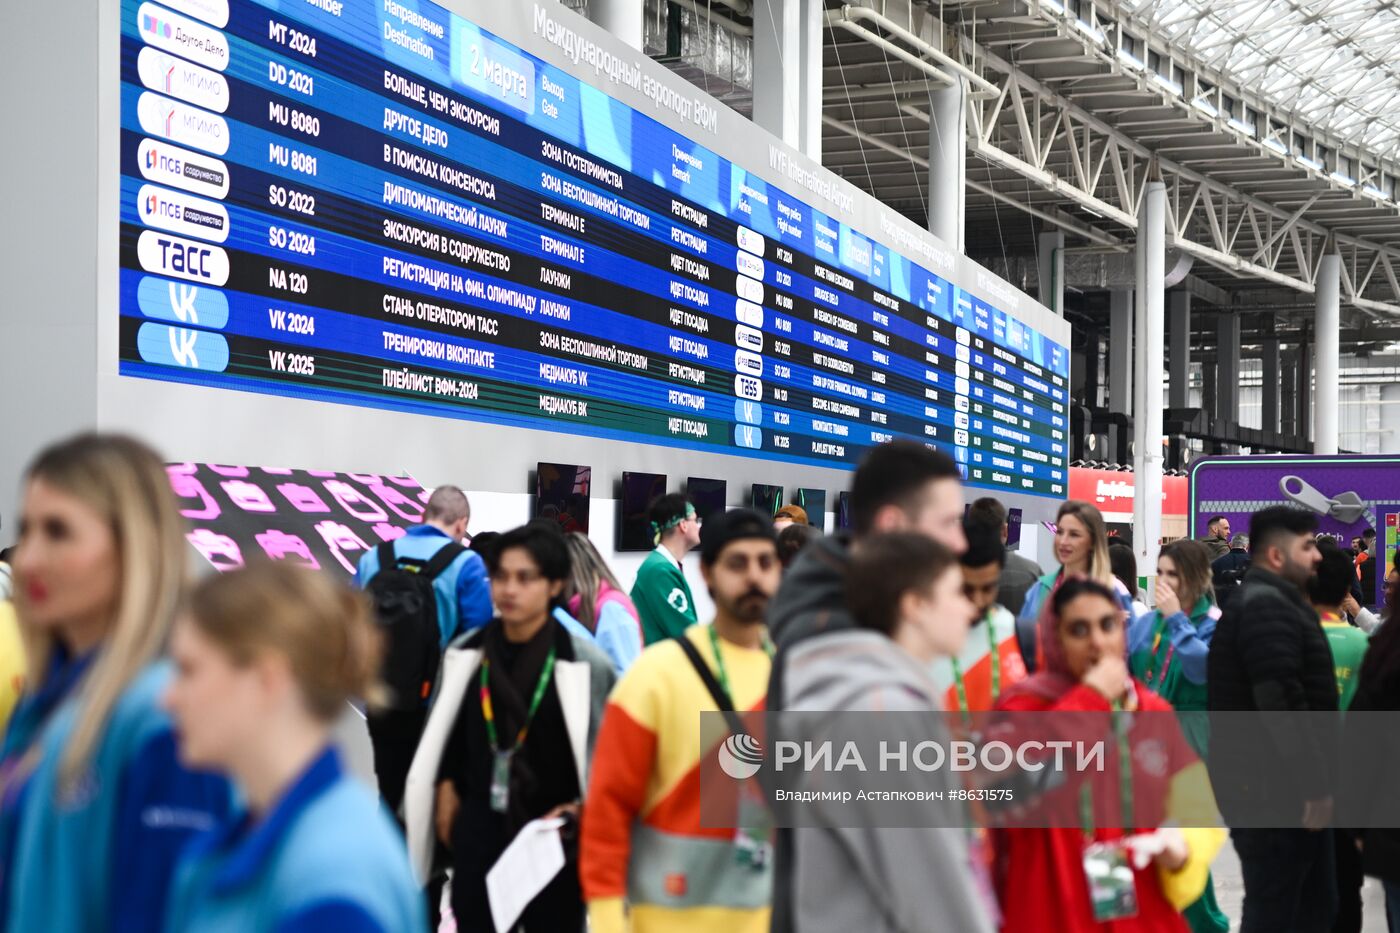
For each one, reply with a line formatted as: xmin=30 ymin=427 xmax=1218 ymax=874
xmin=1079 ymin=699 xmax=1135 ymax=837
xmin=950 ymin=612 xmax=1002 ymax=717
xmin=479 ymin=647 xmax=557 ymax=753
xmin=707 ymin=624 xmax=774 ymax=705
xmin=1143 ymin=612 xmax=1175 ymax=690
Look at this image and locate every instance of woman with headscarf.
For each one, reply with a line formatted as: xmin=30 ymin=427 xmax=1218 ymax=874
xmin=990 ymin=576 xmax=1224 ymax=933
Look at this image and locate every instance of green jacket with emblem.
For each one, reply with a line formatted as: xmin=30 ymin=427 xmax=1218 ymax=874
xmin=630 ymin=548 xmax=697 ymax=645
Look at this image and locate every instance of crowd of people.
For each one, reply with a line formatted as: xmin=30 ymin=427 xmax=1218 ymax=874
xmin=0 ymin=432 xmax=1396 ymax=931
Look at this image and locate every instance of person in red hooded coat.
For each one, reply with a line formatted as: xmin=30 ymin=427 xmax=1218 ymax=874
xmin=989 ymin=576 xmax=1224 ymax=933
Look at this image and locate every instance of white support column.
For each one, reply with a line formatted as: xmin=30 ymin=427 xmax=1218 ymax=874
xmin=926 ymin=78 xmax=965 ymax=252
xmin=1108 ymin=288 xmax=1133 ymax=415
xmin=1217 ymin=314 xmax=1241 ymax=425
xmin=1037 ymin=229 xmax=1064 ymax=316
xmin=1168 ymin=291 xmax=1190 ymax=410
xmin=1134 ymin=181 xmax=1167 ymax=585
xmin=1315 ymin=250 xmax=1341 ymax=454
xmin=752 ymin=0 xmax=801 ymax=147
xmin=797 ymin=0 xmax=823 ymax=161
xmin=590 ymin=0 xmax=644 ymax=50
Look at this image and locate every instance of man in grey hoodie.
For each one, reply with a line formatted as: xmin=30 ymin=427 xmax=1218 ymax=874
xmin=767 ymin=440 xmax=966 ymax=933
xmin=784 ymin=532 xmax=995 ymax=933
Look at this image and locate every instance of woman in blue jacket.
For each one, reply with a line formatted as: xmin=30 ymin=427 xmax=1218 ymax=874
xmin=163 ymin=561 xmax=424 ymax=932
xmin=1016 ymin=501 xmax=1135 ymax=669
xmin=0 ymin=434 xmax=231 ymax=932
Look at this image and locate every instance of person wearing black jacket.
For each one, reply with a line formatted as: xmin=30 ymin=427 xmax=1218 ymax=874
xmin=1208 ymin=506 xmax=1336 ymax=933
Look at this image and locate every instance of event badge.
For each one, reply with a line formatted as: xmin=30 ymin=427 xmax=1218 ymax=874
xmin=490 ymin=750 xmax=513 ymax=814
xmin=1083 ymin=841 xmax=1139 ymax=921
xmin=734 ymin=781 xmax=771 ymax=869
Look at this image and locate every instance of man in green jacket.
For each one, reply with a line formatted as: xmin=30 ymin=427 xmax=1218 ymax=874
xmin=631 ymin=493 xmax=702 ymax=644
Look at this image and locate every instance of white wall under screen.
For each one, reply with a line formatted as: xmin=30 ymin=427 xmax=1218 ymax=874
xmin=2 ymin=0 xmax=1071 ymax=573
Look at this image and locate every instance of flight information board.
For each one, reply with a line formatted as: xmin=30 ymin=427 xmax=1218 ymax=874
xmin=118 ymin=0 xmax=1069 ymax=496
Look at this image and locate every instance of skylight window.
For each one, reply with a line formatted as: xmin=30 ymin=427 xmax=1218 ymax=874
xmin=1113 ymin=0 xmax=1400 ymax=161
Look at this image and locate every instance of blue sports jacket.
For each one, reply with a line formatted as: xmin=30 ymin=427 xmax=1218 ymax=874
xmin=0 ymin=660 xmax=231 ymax=933
xmin=165 ymin=746 xmax=424 ymax=933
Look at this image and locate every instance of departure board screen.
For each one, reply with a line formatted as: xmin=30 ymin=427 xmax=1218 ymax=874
xmin=118 ymin=0 xmax=1069 ymax=496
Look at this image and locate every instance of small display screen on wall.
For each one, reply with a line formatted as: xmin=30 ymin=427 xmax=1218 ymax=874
xmin=794 ymin=488 xmax=825 ymax=526
xmin=536 ymin=462 xmax=591 ymax=534
xmin=752 ymin=484 xmax=784 ymax=517
xmin=618 ymin=471 xmax=666 ymax=552
xmin=687 ymin=477 xmax=727 ymax=524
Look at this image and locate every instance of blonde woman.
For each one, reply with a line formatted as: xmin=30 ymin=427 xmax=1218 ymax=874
xmin=0 ymin=434 xmax=231 ymax=931
xmin=563 ymin=532 xmax=642 ymax=674
xmin=163 ymin=563 xmax=423 ymax=931
xmin=1016 ymin=501 xmax=1136 ymax=670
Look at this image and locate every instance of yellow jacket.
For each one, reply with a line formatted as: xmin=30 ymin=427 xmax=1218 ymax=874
xmin=0 ymin=601 xmax=26 ymax=732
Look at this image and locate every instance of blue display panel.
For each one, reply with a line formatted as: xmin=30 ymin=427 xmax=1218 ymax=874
xmin=118 ymin=0 xmax=1069 ymax=496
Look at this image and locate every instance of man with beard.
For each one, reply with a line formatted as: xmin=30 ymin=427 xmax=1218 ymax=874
xmin=1208 ymin=505 xmax=1337 ymax=933
xmin=581 ymin=509 xmax=781 ymax=933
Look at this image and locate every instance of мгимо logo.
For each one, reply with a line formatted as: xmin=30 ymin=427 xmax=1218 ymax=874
xmin=717 ymin=733 xmax=764 ymax=780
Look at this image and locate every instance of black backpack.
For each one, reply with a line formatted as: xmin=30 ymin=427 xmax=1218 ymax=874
xmin=366 ymin=541 xmax=464 ymax=710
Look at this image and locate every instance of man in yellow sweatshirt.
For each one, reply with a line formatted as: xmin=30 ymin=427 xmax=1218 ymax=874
xmin=581 ymin=509 xmax=779 ymax=933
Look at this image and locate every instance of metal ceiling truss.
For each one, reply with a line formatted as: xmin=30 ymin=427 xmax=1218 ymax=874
xmin=965 ymin=51 xmax=1400 ymax=314
xmin=818 ymin=0 xmax=1400 ymax=316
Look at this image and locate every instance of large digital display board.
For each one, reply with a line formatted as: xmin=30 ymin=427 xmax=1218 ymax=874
xmin=118 ymin=0 xmax=1069 ymax=496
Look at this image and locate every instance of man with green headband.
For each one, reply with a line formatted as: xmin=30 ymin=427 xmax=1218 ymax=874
xmin=631 ymin=493 xmax=702 ymax=644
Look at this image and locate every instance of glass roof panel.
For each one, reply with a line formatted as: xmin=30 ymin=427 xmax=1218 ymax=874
xmin=1118 ymin=0 xmax=1400 ymax=156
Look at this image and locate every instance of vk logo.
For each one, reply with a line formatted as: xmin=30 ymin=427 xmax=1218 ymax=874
xmin=734 ymin=399 xmax=763 ymax=425
xmin=170 ymin=283 xmax=197 ymax=321
xmin=137 ymin=276 xmax=228 ymax=328
xmin=733 ymin=425 xmax=763 ymax=449
xmin=136 ymin=322 xmax=229 ymax=371
xmin=171 ymin=327 xmax=199 ymax=366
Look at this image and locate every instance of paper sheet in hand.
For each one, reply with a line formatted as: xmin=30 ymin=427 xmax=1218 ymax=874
xmin=486 ymin=817 xmax=566 ymax=931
